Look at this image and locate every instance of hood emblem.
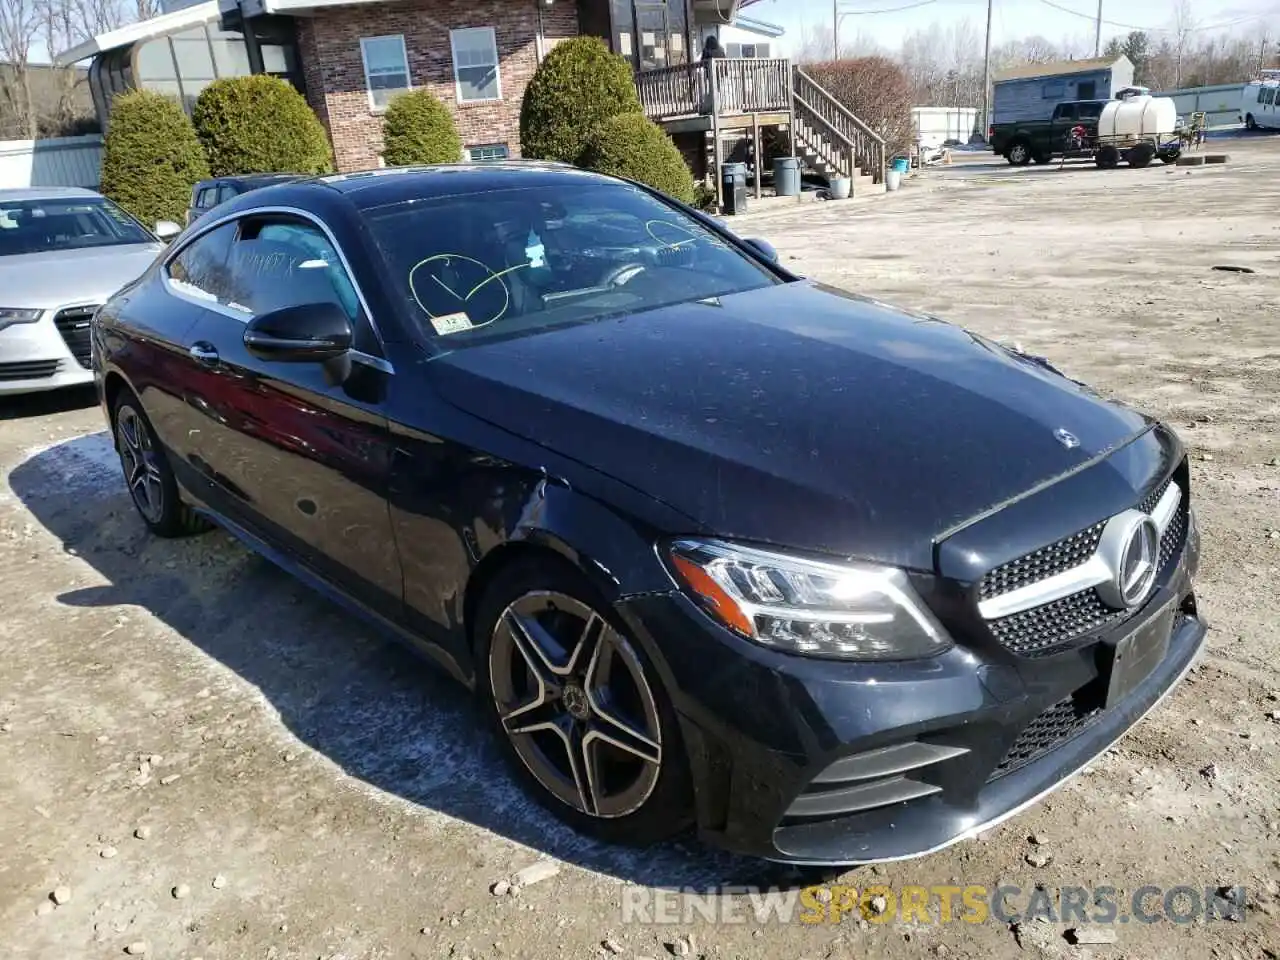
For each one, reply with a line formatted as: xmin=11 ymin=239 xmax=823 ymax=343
xmin=1054 ymin=428 xmax=1080 ymax=450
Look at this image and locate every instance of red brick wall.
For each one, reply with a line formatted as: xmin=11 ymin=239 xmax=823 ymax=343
xmin=297 ymin=0 xmax=581 ymax=172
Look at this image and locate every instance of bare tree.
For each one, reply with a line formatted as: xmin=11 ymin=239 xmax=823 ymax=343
xmin=1170 ymin=0 xmax=1197 ymax=87
xmin=0 ymin=0 xmax=41 ymax=137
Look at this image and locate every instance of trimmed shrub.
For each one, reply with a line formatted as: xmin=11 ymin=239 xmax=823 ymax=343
xmin=382 ymin=89 xmax=463 ymax=166
xmin=579 ymin=113 xmax=695 ymax=204
xmin=192 ymin=75 xmax=332 ymax=176
xmin=99 ymin=90 xmax=209 ymax=228
xmin=520 ymin=36 xmax=641 ymax=163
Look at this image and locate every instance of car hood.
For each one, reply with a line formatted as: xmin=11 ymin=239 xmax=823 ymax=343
xmin=0 ymin=244 xmax=162 ymax=309
xmin=430 ymin=282 xmax=1149 ymax=569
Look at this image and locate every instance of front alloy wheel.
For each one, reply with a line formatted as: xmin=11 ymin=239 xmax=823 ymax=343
xmin=478 ymin=561 xmax=691 ymax=844
xmin=491 ymin=592 xmax=662 ymax=817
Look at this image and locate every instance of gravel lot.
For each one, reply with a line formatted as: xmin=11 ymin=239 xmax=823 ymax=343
xmin=3 ymin=140 xmax=1279 ymax=960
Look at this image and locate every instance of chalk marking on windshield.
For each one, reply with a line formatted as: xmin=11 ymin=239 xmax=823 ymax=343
xmin=408 ymin=252 xmax=523 ymax=330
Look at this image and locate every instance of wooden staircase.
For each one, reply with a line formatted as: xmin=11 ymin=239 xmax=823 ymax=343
xmin=635 ymin=59 xmax=886 ymax=199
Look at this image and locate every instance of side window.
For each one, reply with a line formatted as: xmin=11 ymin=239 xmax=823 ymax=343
xmin=1054 ymin=103 xmax=1076 ymax=121
xmin=1266 ymin=88 xmax=1276 ymax=106
xmin=1077 ymin=102 xmax=1102 ymax=119
xmin=217 ymin=185 xmax=238 ymax=204
xmin=1259 ymin=87 xmax=1267 ymax=103
xmin=166 ymin=222 xmax=237 ymax=303
xmin=225 ymin=217 xmax=378 ymax=353
xmin=196 ymin=187 xmax=218 ymax=209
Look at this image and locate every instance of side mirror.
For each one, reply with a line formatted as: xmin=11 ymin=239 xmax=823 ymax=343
xmin=243 ymin=301 xmax=353 ymax=363
xmin=154 ymin=220 xmax=182 ymax=241
xmin=744 ymin=237 xmax=778 ymax=262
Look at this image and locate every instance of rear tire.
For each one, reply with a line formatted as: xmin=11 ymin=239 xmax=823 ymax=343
xmin=112 ymin=392 xmax=211 ymax=538
xmin=1008 ymin=141 xmax=1032 ymax=166
xmin=475 ymin=556 xmax=693 ymax=846
xmin=1126 ymin=144 xmax=1155 ymax=168
xmin=1095 ymin=145 xmax=1120 ymax=170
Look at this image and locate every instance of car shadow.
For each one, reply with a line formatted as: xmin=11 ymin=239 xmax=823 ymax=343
xmin=0 ymin=385 xmax=98 ymax=421
xmin=8 ymin=431 xmax=837 ymax=891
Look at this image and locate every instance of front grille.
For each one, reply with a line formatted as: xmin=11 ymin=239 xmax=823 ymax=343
xmin=0 ymin=359 xmax=59 ymax=381
xmin=53 ymin=305 xmax=98 ymax=368
xmin=988 ymin=588 xmax=1128 ymax=657
xmin=1159 ymin=503 xmax=1187 ymax=574
xmin=979 ymin=522 xmax=1106 ymax=601
xmin=989 ymin=696 xmax=1103 ymax=780
xmin=980 ymin=466 xmax=1190 ymax=658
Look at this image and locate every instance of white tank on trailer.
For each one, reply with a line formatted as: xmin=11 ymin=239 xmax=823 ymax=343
xmin=1098 ymin=95 xmax=1178 ymax=143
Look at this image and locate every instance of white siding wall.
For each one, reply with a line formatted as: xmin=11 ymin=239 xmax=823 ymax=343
xmin=701 ymin=23 xmax=789 ymax=60
xmin=0 ymin=135 xmax=104 ymax=189
xmin=913 ymin=107 xmax=980 ymax=145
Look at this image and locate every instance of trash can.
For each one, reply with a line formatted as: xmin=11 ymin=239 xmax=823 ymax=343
xmin=892 ymin=156 xmax=910 ymax=174
xmin=885 ymin=169 xmax=903 ymax=192
xmin=773 ymin=156 xmax=801 ymax=197
xmin=720 ymin=162 xmax=748 ymax=215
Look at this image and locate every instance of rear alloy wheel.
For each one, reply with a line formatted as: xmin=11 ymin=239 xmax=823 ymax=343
xmin=1008 ymin=141 xmax=1032 ymax=166
xmin=479 ymin=562 xmax=691 ymax=844
xmin=113 ymin=395 xmax=210 ymax=537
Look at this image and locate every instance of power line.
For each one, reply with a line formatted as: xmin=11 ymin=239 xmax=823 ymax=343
xmin=1036 ymin=0 xmax=1263 ymax=36
xmin=834 ymin=0 xmax=941 ymax=16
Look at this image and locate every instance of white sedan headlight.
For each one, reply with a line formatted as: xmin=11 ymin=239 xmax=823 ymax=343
xmin=0 ymin=307 xmax=43 ymax=331
xmin=668 ymin=539 xmax=952 ymax=661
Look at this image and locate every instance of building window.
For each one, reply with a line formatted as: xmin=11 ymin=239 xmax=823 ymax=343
xmin=1042 ymin=80 xmax=1065 ymax=99
xmin=1076 ymin=80 xmax=1097 ymax=99
xmin=466 ymin=143 xmax=509 ymax=162
xmin=450 ymin=27 xmax=500 ymax=102
xmin=360 ymin=35 xmax=410 ymax=111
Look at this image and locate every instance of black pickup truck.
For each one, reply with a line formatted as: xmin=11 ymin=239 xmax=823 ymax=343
xmin=990 ymin=99 xmax=1109 ymax=165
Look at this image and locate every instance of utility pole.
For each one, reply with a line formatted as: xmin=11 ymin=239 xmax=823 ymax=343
xmin=1094 ymin=0 xmax=1103 ymax=56
xmin=981 ymin=0 xmax=993 ymax=140
xmin=833 ymin=0 xmax=839 ymax=59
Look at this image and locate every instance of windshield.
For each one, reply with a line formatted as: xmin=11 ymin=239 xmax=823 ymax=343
xmin=365 ymin=181 xmax=781 ymax=348
xmin=0 ymin=197 xmax=155 ymax=256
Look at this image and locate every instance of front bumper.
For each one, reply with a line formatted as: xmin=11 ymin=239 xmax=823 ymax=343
xmin=617 ymin=522 xmax=1205 ymax=865
xmin=0 ymin=309 xmax=95 ymax=396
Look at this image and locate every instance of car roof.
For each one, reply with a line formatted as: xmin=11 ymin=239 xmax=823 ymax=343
xmin=0 ymin=186 xmax=103 ymax=202
xmin=310 ymin=162 xmax=623 ymax=209
xmin=198 ymin=173 xmax=304 ymax=189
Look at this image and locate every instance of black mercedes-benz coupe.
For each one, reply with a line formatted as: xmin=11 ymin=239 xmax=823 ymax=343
xmin=92 ymin=164 xmax=1205 ymax=864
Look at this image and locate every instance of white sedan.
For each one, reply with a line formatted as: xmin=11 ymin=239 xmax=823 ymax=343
xmin=0 ymin=187 xmax=169 ymax=396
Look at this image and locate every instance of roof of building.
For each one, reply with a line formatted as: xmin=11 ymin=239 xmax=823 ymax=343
xmin=993 ymin=55 xmax=1129 ymax=83
xmin=53 ymin=0 xmax=219 ymax=64
xmin=731 ymin=15 xmax=786 ymax=39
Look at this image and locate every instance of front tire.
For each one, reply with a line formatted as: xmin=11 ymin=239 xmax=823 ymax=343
xmin=1245 ymin=113 xmax=1257 ymax=131
xmin=476 ymin=557 xmax=693 ymax=846
xmin=113 ymin=393 xmax=211 ymax=538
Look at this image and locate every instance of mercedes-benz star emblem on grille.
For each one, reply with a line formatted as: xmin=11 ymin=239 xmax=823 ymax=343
xmin=1095 ymin=510 xmax=1161 ymax=610
xmin=1054 ymin=428 xmax=1080 ymax=449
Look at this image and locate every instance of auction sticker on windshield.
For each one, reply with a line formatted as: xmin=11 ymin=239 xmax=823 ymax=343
xmin=430 ymin=311 xmax=474 ymax=335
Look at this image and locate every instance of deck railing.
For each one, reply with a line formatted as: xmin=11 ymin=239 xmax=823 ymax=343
xmin=635 ymin=58 xmax=792 ymax=121
xmin=792 ymin=66 xmax=886 ymax=183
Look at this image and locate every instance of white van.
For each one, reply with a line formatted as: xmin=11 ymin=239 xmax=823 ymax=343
xmin=1241 ymin=80 xmax=1280 ymax=130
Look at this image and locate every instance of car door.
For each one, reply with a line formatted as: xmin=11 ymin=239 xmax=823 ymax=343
xmin=115 ymin=220 xmax=239 ymax=482
xmin=181 ymin=211 xmax=403 ymax=615
xmin=1049 ymin=102 xmax=1077 ymax=153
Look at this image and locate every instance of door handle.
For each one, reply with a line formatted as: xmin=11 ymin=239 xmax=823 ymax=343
xmin=190 ymin=342 xmax=219 ymax=365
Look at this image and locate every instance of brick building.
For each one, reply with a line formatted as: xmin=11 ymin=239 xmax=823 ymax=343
xmin=294 ymin=0 xmax=579 ymax=171
xmin=56 ymin=0 xmax=770 ymax=174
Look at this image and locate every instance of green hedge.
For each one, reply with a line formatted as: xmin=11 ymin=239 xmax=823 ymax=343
xmin=520 ymin=36 xmax=641 ymax=163
xmin=192 ymin=75 xmax=332 ymax=176
xmin=382 ymin=89 xmax=463 ymax=166
xmin=579 ymin=113 xmax=695 ymax=204
xmin=99 ymin=90 xmax=209 ymax=227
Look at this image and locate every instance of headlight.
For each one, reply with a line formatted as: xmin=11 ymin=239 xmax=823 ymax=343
xmin=0 ymin=307 xmax=43 ymax=331
xmin=667 ymin=539 xmax=952 ymax=661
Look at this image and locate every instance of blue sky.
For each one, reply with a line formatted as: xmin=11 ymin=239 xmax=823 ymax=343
xmin=748 ymin=0 xmax=1280 ymax=51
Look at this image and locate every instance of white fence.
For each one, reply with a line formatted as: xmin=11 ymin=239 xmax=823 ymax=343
xmin=0 ymin=135 xmax=104 ymax=190
xmin=1154 ymin=83 xmax=1245 ymax=129
xmin=912 ymin=106 xmax=980 ymax=146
